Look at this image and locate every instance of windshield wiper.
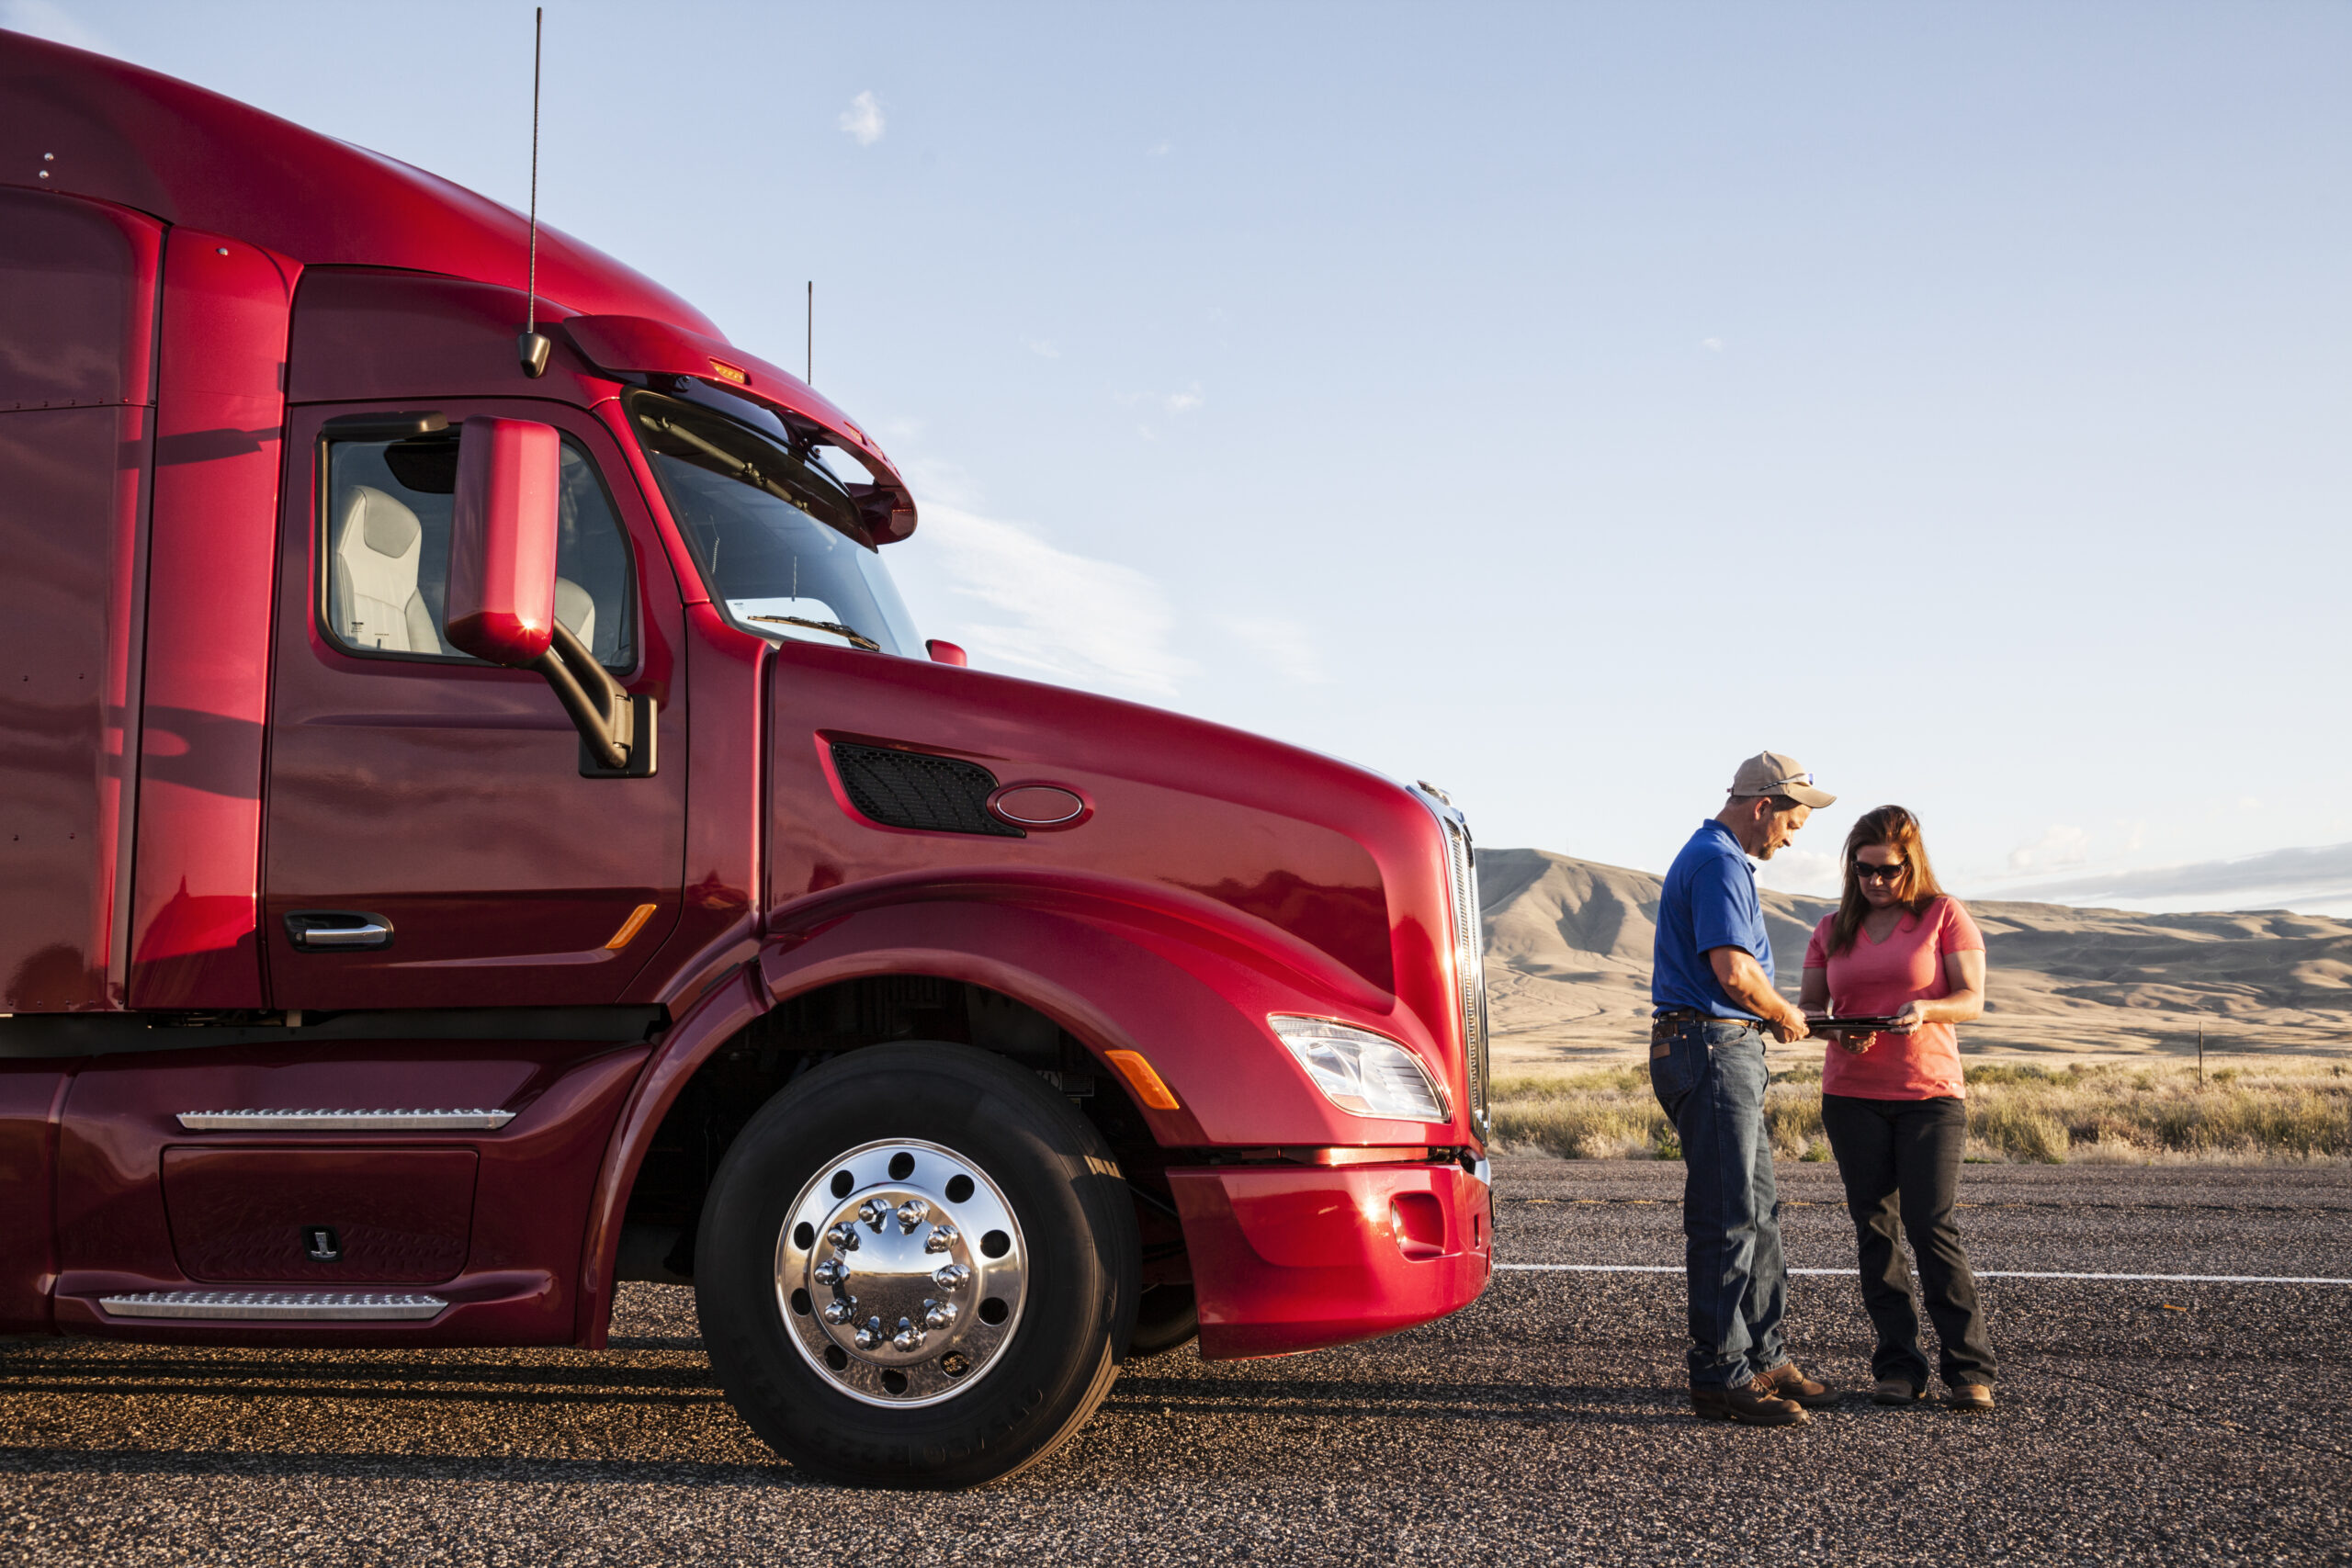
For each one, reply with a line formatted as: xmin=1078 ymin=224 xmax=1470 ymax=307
xmin=747 ymin=614 xmax=881 ymax=652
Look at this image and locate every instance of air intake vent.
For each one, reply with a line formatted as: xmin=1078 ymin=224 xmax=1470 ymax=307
xmin=831 ymin=742 xmax=1024 ymax=838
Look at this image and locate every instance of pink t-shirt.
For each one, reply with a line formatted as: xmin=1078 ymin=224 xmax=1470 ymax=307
xmin=1803 ymin=896 xmax=1984 ymax=1100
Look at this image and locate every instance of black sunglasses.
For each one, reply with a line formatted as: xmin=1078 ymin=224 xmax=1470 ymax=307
xmin=1854 ymin=862 xmax=1906 ymax=883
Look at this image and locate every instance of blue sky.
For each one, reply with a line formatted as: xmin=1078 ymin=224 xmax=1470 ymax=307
xmin=13 ymin=1 xmax=2352 ymax=911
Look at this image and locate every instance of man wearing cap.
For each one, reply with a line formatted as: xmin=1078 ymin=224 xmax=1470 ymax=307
xmin=1651 ymin=751 xmax=1838 ymax=1426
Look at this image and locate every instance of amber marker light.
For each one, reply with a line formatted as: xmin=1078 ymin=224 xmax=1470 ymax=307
xmin=1102 ymin=1049 xmax=1181 ymax=1111
xmin=707 ymin=357 xmax=750 ymax=386
xmin=605 ymin=903 xmax=658 ymax=950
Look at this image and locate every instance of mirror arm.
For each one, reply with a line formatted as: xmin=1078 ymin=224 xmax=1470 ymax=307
xmin=529 ymin=621 xmax=634 ymax=772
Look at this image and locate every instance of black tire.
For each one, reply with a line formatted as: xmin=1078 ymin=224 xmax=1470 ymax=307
xmin=1126 ymin=1283 xmax=1199 ymax=1358
xmin=695 ymin=1042 xmax=1139 ymax=1487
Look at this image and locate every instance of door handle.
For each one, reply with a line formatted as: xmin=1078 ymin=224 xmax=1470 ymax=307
xmin=285 ymin=912 xmax=395 ymax=951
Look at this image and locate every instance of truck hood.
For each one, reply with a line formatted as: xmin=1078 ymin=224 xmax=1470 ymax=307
xmin=762 ymin=644 xmax=1459 ymax=1023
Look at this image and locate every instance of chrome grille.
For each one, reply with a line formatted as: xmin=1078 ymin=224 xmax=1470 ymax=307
xmin=1415 ymin=785 xmax=1490 ymax=1140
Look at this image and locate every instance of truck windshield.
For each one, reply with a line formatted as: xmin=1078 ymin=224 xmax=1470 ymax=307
xmin=626 ymin=389 xmax=922 ymax=656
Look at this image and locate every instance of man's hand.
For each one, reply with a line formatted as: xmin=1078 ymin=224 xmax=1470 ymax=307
xmin=1768 ymin=1005 xmax=1812 ymax=1045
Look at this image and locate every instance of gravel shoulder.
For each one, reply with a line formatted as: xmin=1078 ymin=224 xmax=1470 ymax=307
xmin=1 ymin=1160 xmax=2344 ymax=1565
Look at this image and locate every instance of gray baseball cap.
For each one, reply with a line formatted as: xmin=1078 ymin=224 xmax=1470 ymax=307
xmin=1728 ymin=751 xmax=1836 ymax=809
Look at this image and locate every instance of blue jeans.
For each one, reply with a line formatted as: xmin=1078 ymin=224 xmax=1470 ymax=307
xmin=1649 ymin=1016 xmax=1787 ymax=1391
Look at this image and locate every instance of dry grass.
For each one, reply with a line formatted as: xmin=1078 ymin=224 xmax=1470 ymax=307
xmin=1489 ymin=1060 xmax=2352 ymax=1164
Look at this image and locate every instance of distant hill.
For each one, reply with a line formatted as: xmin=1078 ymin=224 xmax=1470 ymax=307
xmin=1477 ymin=847 xmax=2352 ymax=1067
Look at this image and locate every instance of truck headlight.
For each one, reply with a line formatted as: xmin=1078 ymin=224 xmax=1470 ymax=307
xmin=1269 ymin=1016 xmax=1450 ymax=1123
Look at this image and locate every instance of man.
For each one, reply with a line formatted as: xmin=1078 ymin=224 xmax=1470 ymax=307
xmin=1651 ymin=750 xmax=1837 ymax=1427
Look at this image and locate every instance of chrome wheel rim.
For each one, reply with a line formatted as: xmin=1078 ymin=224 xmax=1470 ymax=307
xmin=775 ymin=1138 xmax=1028 ymax=1407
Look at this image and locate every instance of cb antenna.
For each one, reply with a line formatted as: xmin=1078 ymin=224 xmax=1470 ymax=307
xmin=806 ymin=279 xmax=813 ymax=384
xmin=516 ymin=6 xmax=551 ymax=378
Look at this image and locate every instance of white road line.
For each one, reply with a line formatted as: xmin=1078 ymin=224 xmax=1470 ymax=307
xmin=1496 ymin=1263 xmax=2352 ymax=1285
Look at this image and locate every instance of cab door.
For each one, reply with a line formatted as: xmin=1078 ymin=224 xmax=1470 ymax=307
xmin=263 ymin=400 xmax=686 ymax=1009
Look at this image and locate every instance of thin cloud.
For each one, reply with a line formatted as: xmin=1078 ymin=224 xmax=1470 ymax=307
xmin=1024 ymin=338 xmax=1060 ymax=359
xmin=1757 ymin=846 xmax=1840 ymax=899
xmin=839 ymin=91 xmax=886 ymax=146
xmin=2018 ymin=841 xmax=2352 ymax=908
xmin=1216 ymin=615 xmax=1328 ymax=686
xmin=1116 ymin=384 xmax=1204 ymax=416
xmin=1701 ymin=337 xmax=1725 ymax=352
xmin=1 ymin=0 xmax=111 ymax=51
xmin=910 ymin=502 xmax=1193 ymax=698
xmin=2008 ymin=824 xmax=2089 ymax=873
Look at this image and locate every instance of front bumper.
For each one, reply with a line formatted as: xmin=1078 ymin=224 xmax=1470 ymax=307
xmin=1167 ymin=1159 xmax=1492 ymax=1359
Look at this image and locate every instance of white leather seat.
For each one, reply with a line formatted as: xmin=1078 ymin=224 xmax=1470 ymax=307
xmin=554 ymin=576 xmax=595 ymax=652
xmin=330 ymin=486 xmax=443 ymax=654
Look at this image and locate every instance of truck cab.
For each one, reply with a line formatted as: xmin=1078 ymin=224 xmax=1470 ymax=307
xmin=0 ymin=28 xmax=1490 ymax=1486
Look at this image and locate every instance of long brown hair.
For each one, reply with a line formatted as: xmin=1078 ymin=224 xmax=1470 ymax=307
xmin=1827 ymin=805 xmax=1949 ymax=956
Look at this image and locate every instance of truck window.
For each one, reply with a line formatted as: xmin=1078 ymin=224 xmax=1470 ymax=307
xmin=625 ymin=389 xmax=921 ymax=656
xmin=321 ymin=431 xmax=637 ymax=670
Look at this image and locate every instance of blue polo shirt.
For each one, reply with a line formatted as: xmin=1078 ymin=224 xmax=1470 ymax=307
xmin=1653 ymin=819 xmax=1773 ymax=1019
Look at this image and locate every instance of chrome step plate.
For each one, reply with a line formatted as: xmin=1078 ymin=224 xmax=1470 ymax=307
xmin=99 ymin=1290 xmax=447 ymax=1321
xmin=175 ymin=1109 xmax=514 ymax=1132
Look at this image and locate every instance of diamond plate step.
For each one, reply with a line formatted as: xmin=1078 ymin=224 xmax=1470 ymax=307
xmin=98 ymin=1290 xmax=447 ymax=1321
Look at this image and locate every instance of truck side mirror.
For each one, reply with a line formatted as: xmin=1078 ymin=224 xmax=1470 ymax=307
xmin=926 ymin=639 xmax=968 ymax=667
xmin=447 ymin=417 xmax=560 ymax=664
xmin=447 ymin=417 xmax=655 ymax=778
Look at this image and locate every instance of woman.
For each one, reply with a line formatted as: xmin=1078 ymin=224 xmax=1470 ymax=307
xmin=1800 ymin=806 xmax=1998 ymax=1413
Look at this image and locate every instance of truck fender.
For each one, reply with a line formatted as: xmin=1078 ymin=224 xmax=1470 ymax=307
xmin=755 ymin=869 xmax=1442 ymax=1149
xmin=574 ymin=873 xmax=1448 ymax=1346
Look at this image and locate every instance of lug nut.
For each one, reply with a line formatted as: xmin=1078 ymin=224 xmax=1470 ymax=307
xmin=892 ymin=1317 xmax=925 ymax=1352
xmin=812 ymin=1259 xmax=848 ymax=1288
xmin=932 ymin=1263 xmax=971 ymax=1292
xmin=826 ymin=1222 xmax=862 ymax=1250
xmin=925 ymin=1224 xmax=960 ymax=1254
xmin=896 ymin=1198 xmax=931 ymax=1232
xmin=923 ymin=1299 xmax=957 ymax=1330
xmin=858 ymin=1198 xmax=892 ymax=1230
xmin=822 ymin=1299 xmax=855 ymax=1325
xmin=854 ymin=1318 xmax=884 ymax=1350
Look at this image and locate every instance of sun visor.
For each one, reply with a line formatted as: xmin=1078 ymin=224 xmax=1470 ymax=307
xmin=562 ymin=314 xmax=917 ymax=541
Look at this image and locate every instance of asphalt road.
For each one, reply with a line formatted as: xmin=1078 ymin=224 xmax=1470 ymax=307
xmin=2 ymin=1158 xmax=2346 ymax=1565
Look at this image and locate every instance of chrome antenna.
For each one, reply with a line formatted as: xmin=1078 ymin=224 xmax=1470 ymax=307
xmin=517 ymin=6 xmax=551 ymax=378
xmin=806 ymin=279 xmax=813 ymax=385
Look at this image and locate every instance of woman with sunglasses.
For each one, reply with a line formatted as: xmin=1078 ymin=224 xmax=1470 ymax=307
xmin=1799 ymin=806 xmax=1998 ymax=1413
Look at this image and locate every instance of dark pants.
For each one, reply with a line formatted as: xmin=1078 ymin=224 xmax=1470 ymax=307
xmin=1819 ymin=1093 xmax=1998 ymax=1393
xmin=1649 ymin=1017 xmax=1786 ymax=1391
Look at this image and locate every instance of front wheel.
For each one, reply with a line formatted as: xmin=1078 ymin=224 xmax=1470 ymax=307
xmin=695 ymin=1042 xmax=1139 ymax=1487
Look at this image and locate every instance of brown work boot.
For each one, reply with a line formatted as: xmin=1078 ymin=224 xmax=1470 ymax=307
xmin=1691 ymin=1375 xmax=1812 ymax=1427
xmin=1946 ymin=1382 xmax=1995 ymax=1414
xmin=1757 ymin=1360 xmax=1836 ymax=1409
xmin=1871 ymin=1377 xmax=1926 ymax=1406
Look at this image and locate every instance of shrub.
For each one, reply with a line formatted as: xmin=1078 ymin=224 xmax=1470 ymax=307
xmin=1486 ymin=1058 xmax=2352 ymax=1163
xmin=1969 ymin=1100 xmax=2068 ymax=1163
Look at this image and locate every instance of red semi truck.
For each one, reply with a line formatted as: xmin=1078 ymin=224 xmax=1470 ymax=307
xmin=0 ymin=30 xmax=1491 ymax=1485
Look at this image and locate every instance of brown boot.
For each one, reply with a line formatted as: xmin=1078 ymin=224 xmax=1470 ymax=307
xmin=1871 ymin=1378 xmax=1926 ymax=1406
xmin=1691 ymin=1375 xmax=1812 ymax=1427
xmin=1757 ymin=1360 xmax=1836 ymax=1409
xmin=1945 ymin=1382 xmax=1994 ymax=1413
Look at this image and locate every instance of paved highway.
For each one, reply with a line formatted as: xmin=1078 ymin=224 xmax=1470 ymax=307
xmin=2 ymin=1159 xmax=2344 ymax=1564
